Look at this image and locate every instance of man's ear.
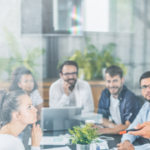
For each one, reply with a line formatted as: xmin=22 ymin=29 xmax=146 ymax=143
xmin=122 ymin=76 xmax=124 ymax=83
xmin=12 ymin=112 xmax=20 ymax=121
xmin=60 ymin=73 xmax=63 ymax=78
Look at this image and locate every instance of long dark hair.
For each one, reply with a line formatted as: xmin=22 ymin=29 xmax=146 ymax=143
xmin=9 ymin=66 xmax=38 ymax=92
xmin=0 ymin=90 xmax=26 ymax=128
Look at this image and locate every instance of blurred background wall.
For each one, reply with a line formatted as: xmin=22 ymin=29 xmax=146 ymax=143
xmin=0 ymin=0 xmax=150 ymax=96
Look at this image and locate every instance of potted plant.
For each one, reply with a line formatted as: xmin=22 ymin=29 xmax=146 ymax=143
xmin=100 ymin=43 xmax=127 ymax=79
xmin=69 ymin=50 xmax=93 ymax=80
xmin=69 ymin=123 xmax=101 ymax=150
xmin=57 ymin=37 xmax=127 ymax=80
xmin=0 ymin=27 xmax=45 ymax=80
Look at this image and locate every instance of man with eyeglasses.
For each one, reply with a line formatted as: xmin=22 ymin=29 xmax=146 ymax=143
xmin=49 ymin=61 xmax=94 ymax=113
xmin=117 ymin=71 xmax=150 ymax=150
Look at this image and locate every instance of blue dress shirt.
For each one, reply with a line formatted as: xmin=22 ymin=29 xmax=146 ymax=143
xmin=121 ymin=102 xmax=150 ymax=150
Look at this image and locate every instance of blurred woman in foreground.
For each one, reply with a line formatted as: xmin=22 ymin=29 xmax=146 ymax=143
xmin=0 ymin=90 xmax=42 ymax=150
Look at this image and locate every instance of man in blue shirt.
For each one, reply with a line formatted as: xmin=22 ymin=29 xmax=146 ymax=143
xmin=93 ymin=65 xmax=140 ymax=134
xmin=117 ymin=71 xmax=150 ymax=150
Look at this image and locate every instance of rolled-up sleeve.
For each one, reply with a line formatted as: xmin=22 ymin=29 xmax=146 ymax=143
xmin=121 ymin=104 xmax=144 ymax=143
xmin=49 ymin=83 xmax=70 ymax=107
xmin=134 ymin=144 xmax=150 ymax=150
xmin=122 ymin=94 xmax=140 ymax=124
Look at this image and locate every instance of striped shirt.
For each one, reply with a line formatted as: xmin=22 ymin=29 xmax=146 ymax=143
xmin=30 ymin=90 xmax=43 ymax=106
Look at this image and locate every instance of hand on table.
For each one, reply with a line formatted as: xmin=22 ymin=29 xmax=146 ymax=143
xmin=128 ymin=121 xmax=150 ymax=139
xmin=117 ymin=140 xmax=134 ymax=150
xmin=31 ymin=123 xmax=43 ymax=147
xmin=63 ymin=81 xmax=70 ymax=96
xmin=101 ymin=118 xmax=117 ymax=128
xmin=92 ymin=124 xmax=105 ymax=134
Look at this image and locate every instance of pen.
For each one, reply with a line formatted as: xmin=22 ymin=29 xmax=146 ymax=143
xmin=119 ymin=129 xmax=140 ymax=135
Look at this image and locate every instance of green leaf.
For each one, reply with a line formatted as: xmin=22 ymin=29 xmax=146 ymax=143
xmin=3 ymin=26 xmax=22 ymax=59
xmin=69 ymin=123 xmax=101 ymax=145
xmin=0 ymin=27 xmax=45 ymax=80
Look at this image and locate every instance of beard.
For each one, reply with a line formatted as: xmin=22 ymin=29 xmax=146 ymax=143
xmin=108 ymin=83 xmax=123 ymax=96
xmin=64 ymin=78 xmax=77 ymax=90
xmin=143 ymin=94 xmax=150 ymax=103
xmin=144 ymin=98 xmax=150 ymax=103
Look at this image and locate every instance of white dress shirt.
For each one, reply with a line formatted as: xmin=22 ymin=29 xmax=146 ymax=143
xmin=49 ymin=78 xmax=94 ymax=114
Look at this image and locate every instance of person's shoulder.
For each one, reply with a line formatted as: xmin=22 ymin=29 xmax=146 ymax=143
xmin=141 ymin=101 xmax=149 ymax=110
xmin=77 ymin=79 xmax=91 ymax=89
xmin=77 ymin=78 xmax=89 ymax=85
xmin=31 ymin=89 xmax=39 ymax=95
xmin=123 ymin=85 xmax=138 ymax=99
xmin=0 ymin=134 xmax=24 ymax=149
xmin=50 ymin=78 xmax=62 ymax=89
xmin=0 ymin=134 xmax=19 ymax=140
xmin=99 ymin=88 xmax=110 ymax=100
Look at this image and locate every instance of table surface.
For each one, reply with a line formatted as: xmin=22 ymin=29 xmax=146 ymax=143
xmin=44 ymin=132 xmax=122 ymax=150
xmin=23 ymin=125 xmax=122 ymax=150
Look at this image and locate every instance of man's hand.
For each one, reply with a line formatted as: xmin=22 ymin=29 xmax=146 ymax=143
xmin=128 ymin=121 xmax=150 ymax=139
xmin=31 ymin=123 xmax=43 ymax=147
xmin=63 ymin=81 xmax=70 ymax=96
xmin=92 ymin=124 xmax=105 ymax=134
xmin=101 ymin=118 xmax=117 ymax=128
xmin=117 ymin=140 xmax=134 ymax=150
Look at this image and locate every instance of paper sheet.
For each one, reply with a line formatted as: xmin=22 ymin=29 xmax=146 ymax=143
xmin=41 ymin=146 xmax=71 ymax=150
xmin=90 ymin=139 xmax=109 ymax=150
xmin=28 ymin=136 xmax=69 ymax=145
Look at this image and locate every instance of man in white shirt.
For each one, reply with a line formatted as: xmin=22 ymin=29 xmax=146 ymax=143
xmin=49 ymin=61 xmax=94 ymax=114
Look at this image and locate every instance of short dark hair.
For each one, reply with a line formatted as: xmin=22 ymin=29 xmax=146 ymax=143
xmin=139 ymin=71 xmax=150 ymax=84
xmin=0 ymin=90 xmax=26 ymax=128
xmin=59 ymin=61 xmax=78 ymax=74
xmin=105 ymin=65 xmax=123 ymax=78
xmin=9 ymin=66 xmax=38 ymax=92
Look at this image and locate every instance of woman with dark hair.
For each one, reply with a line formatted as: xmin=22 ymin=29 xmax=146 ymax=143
xmin=9 ymin=66 xmax=43 ymax=120
xmin=0 ymin=90 xmax=42 ymax=150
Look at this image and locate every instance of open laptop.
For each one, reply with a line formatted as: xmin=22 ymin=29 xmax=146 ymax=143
xmin=41 ymin=107 xmax=82 ymax=131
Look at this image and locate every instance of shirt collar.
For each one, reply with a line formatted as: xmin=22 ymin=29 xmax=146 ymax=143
xmin=118 ymin=85 xmax=127 ymax=101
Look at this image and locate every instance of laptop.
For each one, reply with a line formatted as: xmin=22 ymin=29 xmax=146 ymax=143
xmin=41 ymin=107 xmax=82 ymax=131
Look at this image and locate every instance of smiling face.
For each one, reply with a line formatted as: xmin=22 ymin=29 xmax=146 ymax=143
xmin=141 ymin=78 xmax=150 ymax=101
xmin=105 ymin=73 xmax=124 ymax=96
xmin=60 ymin=65 xmax=78 ymax=87
xmin=18 ymin=74 xmax=34 ymax=92
xmin=17 ymin=94 xmax=37 ymax=125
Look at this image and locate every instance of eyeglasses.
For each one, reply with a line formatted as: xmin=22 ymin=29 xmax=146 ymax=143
xmin=140 ymin=85 xmax=150 ymax=91
xmin=62 ymin=72 xmax=78 ymax=78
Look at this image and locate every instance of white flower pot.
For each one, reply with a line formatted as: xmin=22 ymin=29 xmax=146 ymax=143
xmin=76 ymin=144 xmax=90 ymax=150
